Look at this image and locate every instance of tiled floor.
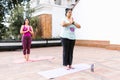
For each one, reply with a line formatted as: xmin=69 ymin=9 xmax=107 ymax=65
xmin=0 ymin=46 xmax=120 ymax=80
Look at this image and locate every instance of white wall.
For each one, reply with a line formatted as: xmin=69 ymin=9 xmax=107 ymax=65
xmin=73 ymin=0 xmax=120 ymax=44
xmin=52 ymin=6 xmax=65 ymax=38
xmin=31 ymin=3 xmax=65 ymax=38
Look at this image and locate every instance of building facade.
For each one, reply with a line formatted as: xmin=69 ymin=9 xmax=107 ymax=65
xmin=30 ymin=0 xmax=78 ymax=38
xmin=30 ymin=0 xmax=120 ymax=50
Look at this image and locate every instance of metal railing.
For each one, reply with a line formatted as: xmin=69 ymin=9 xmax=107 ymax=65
xmin=0 ymin=38 xmax=61 ymax=51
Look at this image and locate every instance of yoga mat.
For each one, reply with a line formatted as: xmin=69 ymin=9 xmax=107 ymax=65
xmin=13 ymin=56 xmax=54 ymax=64
xmin=38 ymin=63 xmax=91 ymax=79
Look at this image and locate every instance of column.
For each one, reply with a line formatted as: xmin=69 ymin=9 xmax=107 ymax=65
xmin=40 ymin=0 xmax=50 ymax=4
xmin=61 ymin=0 xmax=67 ymax=6
xmin=50 ymin=0 xmax=55 ymax=5
xmin=71 ymin=0 xmax=76 ymax=4
xmin=55 ymin=0 xmax=61 ymax=5
xmin=37 ymin=0 xmax=40 ymax=5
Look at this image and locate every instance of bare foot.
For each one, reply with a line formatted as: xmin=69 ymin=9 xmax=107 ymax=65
xmin=65 ymin=65 xmax=70 ymax=70
xmin=69 ymin=66 xmax=75 ymax=69
xmin=24 ymin=55 xmax=27 ymax=60
xmin=66 ymin=67 xmax=70 ymax=70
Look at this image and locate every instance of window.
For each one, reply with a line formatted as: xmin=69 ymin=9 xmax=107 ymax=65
xmin=54 ymin=0 xmax=61 ymax=5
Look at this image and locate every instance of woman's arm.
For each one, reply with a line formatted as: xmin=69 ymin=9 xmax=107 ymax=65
xmin=72 ymin=17 xmax=81 ymax=28
xmin=61 ymin=21 xmax=72 ymax=27
xmin=73 ymin=22 xmax=81 ymax=28
xmin=29 ymin=26 xmax=34 ymax=35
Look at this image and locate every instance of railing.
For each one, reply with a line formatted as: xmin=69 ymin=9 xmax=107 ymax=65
xmin=0 ymin=38 xmax=61 ymax=51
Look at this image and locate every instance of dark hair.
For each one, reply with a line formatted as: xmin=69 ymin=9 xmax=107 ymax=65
xmin=23 ymin=18 xmax=30 ymax=25
xmin=65 ymin=8 xmax=72 ymax=16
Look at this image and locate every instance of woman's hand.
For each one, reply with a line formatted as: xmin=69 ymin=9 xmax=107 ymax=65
xmin=71 ymin=18 xmax=81 ymax=28
xmin=73 ymin=22 xmax=81 ymax=28
xmin=61 ymin=17 xmax=74 ymax=27
xmin=28 ymin=26 xmax=34 ymax=35
xmin=70 ymin=17 xmax=74 ymax=24
xmin=23 ymin=28 xmax=29 ymax=33
xmin=26 ymin=28 xmax=29 ymax=32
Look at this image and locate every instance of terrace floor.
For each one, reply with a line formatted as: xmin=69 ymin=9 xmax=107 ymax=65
xmin=0 ymin=46 xmax=120 ymax=80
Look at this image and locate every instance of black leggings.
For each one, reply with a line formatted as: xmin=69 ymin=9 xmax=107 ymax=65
xmin=61 ymin=38 xmax=75 ymax=66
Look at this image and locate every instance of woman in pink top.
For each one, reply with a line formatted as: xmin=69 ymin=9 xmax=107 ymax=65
xmin=20 ymin=18 xmax=34 ymax=61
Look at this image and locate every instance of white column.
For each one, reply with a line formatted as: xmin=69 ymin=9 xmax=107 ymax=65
xmin=67 ymin=0 xmax=71 ymax=5
xmin=61 ymin=0 xmax=72 ymax=7
xmin=61 ymin=0 xmax=67 ymax=6
xmin=50 ymin=0 xmax=55 ymax=5
xmin=37 ymin=0 xmax=40 ymax=5
xmin=71 ymin=0 xmax=76 ymax=4
xmin=40 ymin=0 xmax=50 ymax=4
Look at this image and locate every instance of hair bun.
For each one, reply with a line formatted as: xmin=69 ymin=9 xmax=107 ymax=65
xmin=65 ymin=8 xmax=72 ymax=12
xmin=65 ymin=8 xmax=69 ymax=11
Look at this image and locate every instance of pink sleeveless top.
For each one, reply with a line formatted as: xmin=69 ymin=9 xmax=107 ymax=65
xmin=23 ymin=25 xmax=32 ymax=37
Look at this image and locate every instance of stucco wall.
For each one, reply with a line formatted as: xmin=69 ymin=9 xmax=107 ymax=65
xmin=73 ymin=0 xmax=120 ymax=45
